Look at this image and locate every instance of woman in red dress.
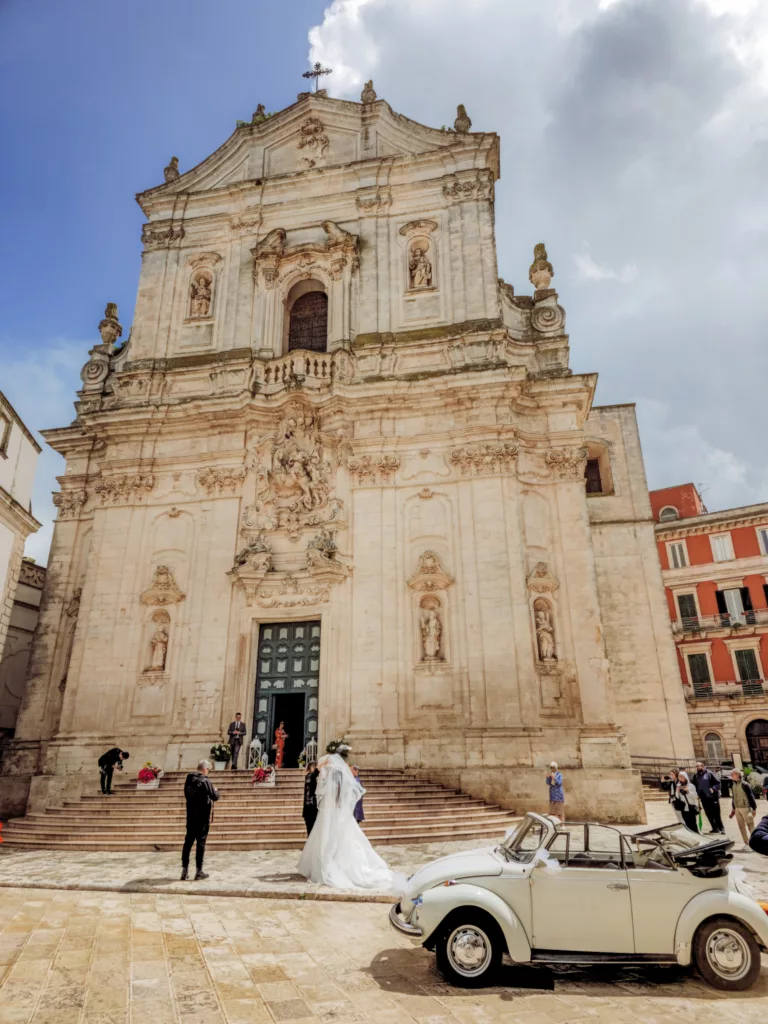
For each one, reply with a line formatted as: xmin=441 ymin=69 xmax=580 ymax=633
xmin=273 ymin=721 xmax=288 ymax=769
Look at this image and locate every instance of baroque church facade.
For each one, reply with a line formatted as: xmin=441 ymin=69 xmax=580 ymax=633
xmin=2 ymin=86 xmax=693 ymax=819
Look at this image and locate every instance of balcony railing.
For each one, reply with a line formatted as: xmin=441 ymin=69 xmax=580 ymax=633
xmin=672 ymin=608 xmax=768 ymax=635
xmin=684 ymin=679 xmax=767 ymax=701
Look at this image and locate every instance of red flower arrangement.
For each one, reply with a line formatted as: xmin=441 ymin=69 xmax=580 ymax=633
xmin=251 ymin=764 xmax=275 ymax=784
xmin=138 ymin=763 xmax=162 ymax=783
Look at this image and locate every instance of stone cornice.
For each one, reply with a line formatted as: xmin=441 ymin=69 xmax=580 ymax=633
xmin=0 ymin=484 xmax=41 ymax=535
xmin=655 ymin=504 xmax=768 ymax=538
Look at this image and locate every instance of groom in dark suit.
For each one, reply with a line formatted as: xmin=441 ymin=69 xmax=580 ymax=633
xmin=227 ymin=713 xmax=247 ymax=769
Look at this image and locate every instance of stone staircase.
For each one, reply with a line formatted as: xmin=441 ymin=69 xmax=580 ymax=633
xmin=1 ymin=768 xmax=520 ymax=852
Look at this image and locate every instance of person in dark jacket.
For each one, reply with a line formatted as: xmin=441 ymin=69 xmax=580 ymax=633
xmin=181 ymin=759 xmax=219 ymax=880
xmin=98 ymin=747 xmax=129 ymax=795
xmin=302 ymin=761 xmax=319 ymax=835
xmin=749 ymin=814 xmax=768 ymax=856
xmin=693 ymin=761 xmax=724 ymax=834
xmin=729 ymin=770 xmax=758 ymax=850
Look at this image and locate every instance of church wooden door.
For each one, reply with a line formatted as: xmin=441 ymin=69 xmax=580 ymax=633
xmin=253 ymin=621 xmax=320 ymax=767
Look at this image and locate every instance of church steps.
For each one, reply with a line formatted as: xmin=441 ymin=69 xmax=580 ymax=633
xmin=1 ymin=769 xmax=518 ymax=850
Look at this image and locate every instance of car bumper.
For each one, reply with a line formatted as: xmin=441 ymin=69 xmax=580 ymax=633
xmin=389 ymin=903 xmax=423 ymax=943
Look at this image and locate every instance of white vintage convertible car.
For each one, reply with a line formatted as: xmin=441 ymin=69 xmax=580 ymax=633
xmin=390 ymin=812 xmax=768 ymax=990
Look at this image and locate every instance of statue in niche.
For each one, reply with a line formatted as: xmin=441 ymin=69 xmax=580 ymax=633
xmin=409 ymin=242 xmax=432 ymax=289
xmin=420 ymin=600 xmax=443 ymax=661
xmin=149 ymin=626 xmax=169 ymax=671
xmin=190 ymin=272 xmax=212 ymax=317
xmin=534 ymin=599 xmax=556 ymax=661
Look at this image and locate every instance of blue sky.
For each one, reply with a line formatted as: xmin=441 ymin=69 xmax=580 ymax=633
xmin=2 ymin=0 xmax=767 ymax=563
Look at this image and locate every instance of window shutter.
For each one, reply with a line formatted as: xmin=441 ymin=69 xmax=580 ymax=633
xmin=740 ymin=587 xmax=754 ymax=612
xmin=715 ymin=590 xmax=728 ymax=615
xmin=677 ymin=594 xmax=698 ymax=626
xmin=735 ymin=649 xmax=760 ymax=682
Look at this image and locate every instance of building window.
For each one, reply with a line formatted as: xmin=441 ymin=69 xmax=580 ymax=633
xmin=677 ymin=593 xmax=699 ymax=630
xmin=667 ymin=541 xmax=687 ymax=569
xmin=687 ymin=653 xmax=712 ymax=696
xmin=704 ymin=732 xmax=724 ymax=762
xmin=0 ymin=412 xmax=10 ymax=457
xmin=715 ymin=587 xmax=753 ymax=626
xmin=659 ymin=506 xmax=679 ymax=522
xmin=710 ymin=532 xmax=734 ymax=562
xmin=287 ymin=291 xmax=328 ymax=353
xmin=735 ymin=648 xmax=761 ymax=682
xmin=584 ymin=459 xmax=602 ymax=495
xmin=757 ymin=527 xmax=768 ymax=556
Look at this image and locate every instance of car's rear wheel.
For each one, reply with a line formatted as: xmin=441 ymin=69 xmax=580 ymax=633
xmin=693 ymin=916 xmax=761 ymax=991
xmin=435 ymin=910 xmax=504 ymax=987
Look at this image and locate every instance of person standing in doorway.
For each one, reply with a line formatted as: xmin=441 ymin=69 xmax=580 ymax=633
xmin=546 ymin=761 xmax=564 ymax=822
xmin=181 ymin=759 xmax=219 ymax=881
xmin=98 ymin=748 xmax=129 ymax=795
xmin=729 ymin=769 xmax=757 ymax=851
xmin=676 ymin=771 xmax=700 ymax=832
xmin=273 ymin=721 xmax=288 ymax=769
xmin=351 ymin=764 xmax=365 ymax=825
xmin=694 ymin=760 xmax=724 ymax=834
xmin=227 ymin=713 xmax=247 ymax=770
xmin=302 ymin=761 xmax=319 ymax=835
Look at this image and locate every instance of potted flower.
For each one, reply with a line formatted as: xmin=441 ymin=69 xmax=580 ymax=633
xmin=250 ymin=761 xmax=276 ymax=787
xmin=210 ymin=743 xmax=231 ymax=770
xmin=136 ymin=763 xmax=164 ymax=790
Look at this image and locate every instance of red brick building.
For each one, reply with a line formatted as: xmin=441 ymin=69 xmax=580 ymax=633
xmin=652 ymin=483 xmax=768 ymax=764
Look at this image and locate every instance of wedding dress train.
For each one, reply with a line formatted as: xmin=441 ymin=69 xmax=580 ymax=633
xmin=297 ymin=753 xmax=403 ymax=891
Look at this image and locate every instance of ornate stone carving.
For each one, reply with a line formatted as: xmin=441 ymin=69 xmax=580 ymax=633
xmin=19 ymin=561 xmax=46 ymax=588
xmin=163 ymin=156 xmax=180 ymax=183
xmin=251 ymin=227 xmax=286 ymax=286
xmin=140 ymin=565 xmax=185 ymax=606
xmin=356 ymin=190 xmax=392 ymax=215
xmin=545 ymin=447 xmax=588 ymax=480
xmin=190 ymin=272 xmax=212 ymax=317
xmin=454 ymin=104 xmax=472 ymax=133
xmin=526 ymin=562 xmax=560 ymax=595
xmin=306 ymin=528 xmax=350 ymax=581
xmin=53 ymin=490 xmax=88 ymax=519
xmin=408 ymin=242 xmax=433 ymax=289
xmin=197 ymin=467 xmax=247 ymax=495
xmin=442 ymin=173 xmax=493 ymax=203
xmin=534 ymin=599 xmax=556 ymax=662
xmin=399 ymin=219 xmax=437 ymax=237
xmin=230 ymin=214 xmax=262 ymax=235
xmin=93 ymin=474 xmax=155 ymax=505
xmin=529 ymin=242 xmax=554 ymax=290
xmin=420 ymin=601 xmax=443 ymax=661
xmin=450 ymin=443 xmax=518 ymax=476
xmin=361 ymin=80 xmax=377 ymax=104
xmin=407 ymin=550 xmax=454 ymax=592
xmin=348 ymin=454 xmax=400 ymax=486
xmin=147 ymin=609 xmax=170 ymax=672
xmin=247 ymin=400 xmax=342 ymax=539
xmin=80 ymin=303 xmax=121 ymax=393
xmin=531 ymin=303 xmax=565 ymax=334
xmin=297 ymin=116 xmax=329 ymax=168
xmin=255 ymin=574 xmax=332 ymax=608
xmin=141 ymin=221 xmax=184 ymax=251
xmin=234 ymin=531 xmax=272 ymax=574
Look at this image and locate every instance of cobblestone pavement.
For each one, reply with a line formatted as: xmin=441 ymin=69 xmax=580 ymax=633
xmin=1 ymin=885 xmax=768 ymax=1024
xmin=2 ymin=799 xmax=768 ymax=902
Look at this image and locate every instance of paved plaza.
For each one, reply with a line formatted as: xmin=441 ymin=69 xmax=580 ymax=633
xmin=2 ymin=800 xmax=768 ymax=1023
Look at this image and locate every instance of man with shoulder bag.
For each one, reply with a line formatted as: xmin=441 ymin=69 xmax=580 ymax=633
xmin=181 ymin=759 xmax=219 ymax=881
xmin=729 ymin=769 xmax=757 ymax=851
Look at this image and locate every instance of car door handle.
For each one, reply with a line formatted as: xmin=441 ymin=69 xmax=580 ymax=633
xmin=607 ymin=883 xmax=629 ymax=891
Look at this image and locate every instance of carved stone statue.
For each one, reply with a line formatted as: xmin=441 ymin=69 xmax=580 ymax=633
xmin=306 ymin=528 xmax=337 ymax=568
xmin=149 ymin=627 xmax=169 ymax=671
xmin=420 ymin=607 xmax=442 ymax=660
xmin=164 ymin=156 xmax=180 ymax=183
xmin=529 ymin=242 xmax=554 ymax=290
xmin=361 ymin=80 xmax=377 ymax=104
xmin=322 ymin=220 xmax=355 ymax=244
xmin=454 ymin=104 xmax=472 ymax=133
xmin=98 ymin=303 xmax=122 ymax=347
xmin=190 ymin=273 xmax=212 ymax=317
xmin=534 ymin=601 xmax=556 ymax=661
xmin=409 ymin=243 xmax=433 ymax=289
xmin=252 ymin=103 xmax=267 ymax=122
xmin=234 ymin=532 xmax=272 ymax=573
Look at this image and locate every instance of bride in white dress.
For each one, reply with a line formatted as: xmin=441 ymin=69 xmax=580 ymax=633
xmin=297 ymin=750 xmax=403 ymax=891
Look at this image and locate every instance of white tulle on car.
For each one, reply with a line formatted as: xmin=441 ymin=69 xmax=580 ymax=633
xmin=297 ymin=753 xmax=404 ymax=892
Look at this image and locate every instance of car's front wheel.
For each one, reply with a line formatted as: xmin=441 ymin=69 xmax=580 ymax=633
xmin=435 ymin=910 xmax=504 ymax=987
xmin=693 ymin=916 xmax=761 ymax=991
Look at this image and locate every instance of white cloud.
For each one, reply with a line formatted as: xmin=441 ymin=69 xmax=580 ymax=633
xmin=1 ymin=338 xmax=84 ymax=565
xmin=574 ymin=251 xmax=638 ymax=283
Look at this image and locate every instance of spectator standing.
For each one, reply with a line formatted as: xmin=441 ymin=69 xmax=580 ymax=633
xmin=98 ymin=748 xmax=129 ymax=796
xmin=693 ymin=760 xmax=724 ymax=834
xmin=181 ymin=759 xmax=219 ymax=881
xmin=676 ymin=771 xmax=700 ymax=832
xmin=729 ymin=769 xmax=757 ymax=851
xmin=227 ymin=713 xmax=247 ymax=770
xmin=302 ymin=761 xmax=319 ymax=836
xmin=663 ymin=768 xmax=683 ymax=822
xmin=546 ymin=761 xmax=564 ymax=822
xmin=351 ymin=764 xmax=365 ymax=824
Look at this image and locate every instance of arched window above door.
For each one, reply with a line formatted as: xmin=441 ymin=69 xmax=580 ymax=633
xmin=286 ymin=281 xmax=328 ymax=353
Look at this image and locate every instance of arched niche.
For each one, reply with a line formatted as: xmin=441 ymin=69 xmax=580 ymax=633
xmin=283 ymin=279 xmax=328 ymax=354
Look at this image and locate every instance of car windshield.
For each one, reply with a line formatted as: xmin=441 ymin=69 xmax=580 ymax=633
xmin=649 ymin=823 xmax=726 ymax=854
xmin=498 ymin=817 xmax=547 ymax=863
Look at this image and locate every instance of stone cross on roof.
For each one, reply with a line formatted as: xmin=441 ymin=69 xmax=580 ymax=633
xmin=302 ymin=62 xmax=332 ymax=92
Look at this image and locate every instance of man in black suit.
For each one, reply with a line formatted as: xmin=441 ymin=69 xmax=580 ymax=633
xmin=182 ymin=759 xmax=220 ymax=881
xmin=227 ymin=713 xmax=247 ymax=769
xmin=98 ymin=747 xmax=129 ymax=795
